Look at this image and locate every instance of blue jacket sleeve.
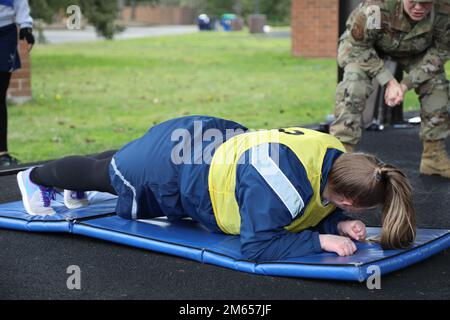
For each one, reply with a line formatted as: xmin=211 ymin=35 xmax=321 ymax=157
xmin=235 ymin=144 xmax=323 ymax=262
xmin=311 ymin=208 xmax=351 ymax=235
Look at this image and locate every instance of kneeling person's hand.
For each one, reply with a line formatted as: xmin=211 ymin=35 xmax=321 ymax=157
xmin=385 ymin=79 xmax=405 ymax=107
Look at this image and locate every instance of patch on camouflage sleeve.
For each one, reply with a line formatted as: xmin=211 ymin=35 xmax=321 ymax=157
xmin=351 ymin=12 xmax=367 ymax=41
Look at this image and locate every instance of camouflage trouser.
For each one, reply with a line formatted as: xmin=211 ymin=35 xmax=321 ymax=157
xmin=330 ymin=63 xmax=450 ymax=145
xmin=416 ymin=72 xmax=450 ymax=141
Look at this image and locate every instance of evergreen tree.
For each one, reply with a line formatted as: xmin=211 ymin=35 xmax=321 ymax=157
xmin=29 ymin=0 xmax=131 ymax=39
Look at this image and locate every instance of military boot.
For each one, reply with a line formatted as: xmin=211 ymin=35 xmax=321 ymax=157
xmin=342 ymin=143 xmax=355 ymax=153
xmin=420 ymin=140 xmax=450 ymax=178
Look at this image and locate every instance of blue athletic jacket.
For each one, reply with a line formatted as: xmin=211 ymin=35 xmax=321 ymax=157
xmin=110 ymin=116 xmax=350 ymax=262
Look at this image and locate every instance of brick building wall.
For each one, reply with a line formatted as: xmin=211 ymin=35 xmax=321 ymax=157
xmin=7 ymin=40 xmax=31 ymax=104
xmin=121 ymin=5 xmax=195 ymax=25
xmin=291 ymin=0 xmax=339 ymax=58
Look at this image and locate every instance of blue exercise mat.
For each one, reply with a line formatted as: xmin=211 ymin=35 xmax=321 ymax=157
xmin=0 ymin=193 xmax=449 ymax=282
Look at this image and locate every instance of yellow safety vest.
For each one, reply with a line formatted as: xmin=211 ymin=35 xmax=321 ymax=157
xmin=208 ymin=127 xmax=346 ymax=235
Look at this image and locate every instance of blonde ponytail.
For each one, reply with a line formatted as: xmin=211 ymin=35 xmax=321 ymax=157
xmin=379 ymin=166 xmax=416 ymax=249
xmin=328 ymin=153 xmax=416 ymax=249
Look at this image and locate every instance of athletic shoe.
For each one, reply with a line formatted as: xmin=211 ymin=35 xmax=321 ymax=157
xmin=0 ymin=153 xmax=19 ymax=167
xmin=17 ymin=168 xmax=56 ymax=215
xmin=64 ymin=190 xmax=89 ymax=209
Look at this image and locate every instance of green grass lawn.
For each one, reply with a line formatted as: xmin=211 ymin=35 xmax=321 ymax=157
xmin=8 ymin=29 xmax=447 ymax=162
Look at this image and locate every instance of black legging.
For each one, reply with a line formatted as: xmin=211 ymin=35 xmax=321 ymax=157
xmin=0 ymin=72 xmax=11 ymax=153
xmin=30 ymin=150 xmax=118 ymax=195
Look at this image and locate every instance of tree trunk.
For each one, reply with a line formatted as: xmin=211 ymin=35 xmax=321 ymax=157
xmin=233 ymin=0 xmax=242 ymax=16
xmin=254 ymin=0 xmax=260 ymax=14
xmin=117 ymin=0 xmax=125 ymax=19
xmin=130 ymin=0 xmax=136 ymax=20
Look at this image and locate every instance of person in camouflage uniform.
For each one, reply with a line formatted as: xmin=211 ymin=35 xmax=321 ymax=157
xmin=434 ymin=0 xmax=450 ymax=62
xmin=330 ymin=0 xmax=450 ymax=179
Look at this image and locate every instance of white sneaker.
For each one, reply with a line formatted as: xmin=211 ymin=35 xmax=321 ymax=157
xmin=17 ymin=168 xmax=56 ymax=215
xmin=64 ymin=190 xmax=89 ymax=209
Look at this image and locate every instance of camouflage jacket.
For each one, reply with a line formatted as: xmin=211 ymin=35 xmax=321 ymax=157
xmin=434 ymin=0 xmax=450 ymax=62
xmin=339 ymin=0 xmax=449 ymax=88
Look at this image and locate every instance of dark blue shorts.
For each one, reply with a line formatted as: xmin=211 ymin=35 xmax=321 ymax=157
xmin=0 ymin=24 xmax=21 ymax=73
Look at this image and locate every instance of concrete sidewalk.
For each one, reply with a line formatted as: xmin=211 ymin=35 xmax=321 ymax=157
xmin=40 ymin=25 xmax=198 ymax=44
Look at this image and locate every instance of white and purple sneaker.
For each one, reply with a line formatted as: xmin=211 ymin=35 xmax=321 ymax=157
xmin=17 ymin=168 xmax=56 ymax=215
xmin=64 ymin=190 xmax=89 ymax=209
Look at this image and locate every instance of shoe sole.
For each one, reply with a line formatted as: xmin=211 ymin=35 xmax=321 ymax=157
xmin=420 ymin=164 xmax=450 ymax=178
xmin=17 ymin=171 xmax=55 ymax=216
xmin=64 ymin=200 xmax=89 ymax=210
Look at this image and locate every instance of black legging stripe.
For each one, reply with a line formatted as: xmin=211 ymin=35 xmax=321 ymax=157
xmin=0 ymin=72 xmax=11 ymax=153
xmin=30 ymin=150 xmax=118 ymax=195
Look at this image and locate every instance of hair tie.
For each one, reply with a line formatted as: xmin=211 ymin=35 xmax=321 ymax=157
xmin=375 ymin=168 xmax=383 ymax=182
xmin=377 ymin=160 xmax=386 ymax=167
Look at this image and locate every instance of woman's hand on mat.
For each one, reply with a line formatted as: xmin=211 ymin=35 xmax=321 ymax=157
xmin=385 ymin=79 xmax=405 ymax=107
xmin=319 ymin=234 xmax=357 ymax=257
xmin=338 ymin=220 xmax=367 ymax=241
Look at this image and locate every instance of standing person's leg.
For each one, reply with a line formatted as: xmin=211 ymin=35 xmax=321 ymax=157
xmin=0 ymin=72 xmax=13 ymax=165
xmin=329 ymin=64 xmax=375 ymax=152
xmin=416 ymin=72 xmax=450 ymax=178
xmin=0 ymin=23 xmax=21 ymax=167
